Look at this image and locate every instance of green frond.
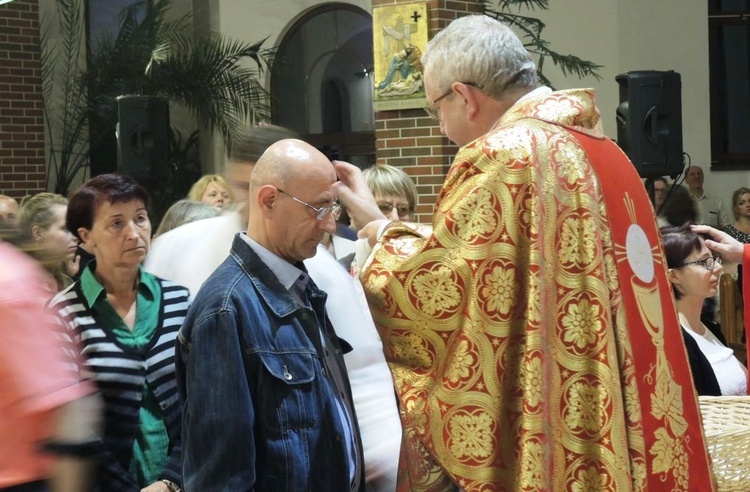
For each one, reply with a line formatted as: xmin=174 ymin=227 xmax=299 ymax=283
xmin=544 ymin=51 xmax=603 ymax=80
xmin=40 ymin=0 xmax=292 ymax=194
xmin=39 ymin=14 xmax=56 ymax=102
xmin=144 ymin=31 xmax=272 ymax=142
xmin=485 ymin=0 xmax=549 ymax=13
xmin=492 ymin=11 xmax=546 ymax=38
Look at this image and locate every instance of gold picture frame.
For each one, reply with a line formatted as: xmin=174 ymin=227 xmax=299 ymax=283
xmin=372 ymin=3 xmax=429 ymax=111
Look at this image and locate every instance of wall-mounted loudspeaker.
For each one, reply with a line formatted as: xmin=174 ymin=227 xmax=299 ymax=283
xmin=615 ymin=70 xmax=683 ymax=179
xmin=116 ymin=96 xmax=170 ymax=183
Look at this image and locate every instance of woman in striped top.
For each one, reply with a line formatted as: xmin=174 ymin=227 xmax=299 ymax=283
xmin=48 ymin=174 xmax=189 ymax=492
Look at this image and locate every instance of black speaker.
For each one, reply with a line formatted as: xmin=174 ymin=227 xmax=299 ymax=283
xmin=116 ymin=96 xmax=170 ymax=182
xmin=615 ymin=70 xmax=683 ymax=178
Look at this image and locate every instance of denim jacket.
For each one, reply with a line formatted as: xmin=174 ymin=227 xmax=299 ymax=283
xmin=176 ymin=235 xmax=365 ymax=491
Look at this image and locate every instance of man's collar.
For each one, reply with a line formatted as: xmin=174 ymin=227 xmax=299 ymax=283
xmin=691 ymin=189 xmax=707 ymax=200
xmin=238 ymin=233 xmax=308 ymax=291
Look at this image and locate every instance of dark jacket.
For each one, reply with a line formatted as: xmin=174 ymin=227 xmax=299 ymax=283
xmin=176 ymin=235 xmax=364 ymax=491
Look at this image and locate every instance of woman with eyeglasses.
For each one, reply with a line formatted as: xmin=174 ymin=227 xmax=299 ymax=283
xmin=362 ymin=164 xmax=418 ymax=223
xmin=661 ymin=223 xmax=747 ymax=395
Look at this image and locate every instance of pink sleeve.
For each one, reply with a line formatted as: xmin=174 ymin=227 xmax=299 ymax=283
xmin=0 ymin=281 xmax=93 ymax=415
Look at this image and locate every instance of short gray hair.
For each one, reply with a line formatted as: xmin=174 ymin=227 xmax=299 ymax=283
xmin=421 ymin=15 xmax=538 ymax=100
xmin=154 ymin=199 xmax=221 ymax=237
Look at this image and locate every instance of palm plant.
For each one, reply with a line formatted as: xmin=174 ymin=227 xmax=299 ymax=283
xmin=482 ymin=0 xmax=602 ymax=87
xmin=41 ymin=0 xmax=89 ymax=196
xmin=41 ymin=0 xmax=273 ymax=197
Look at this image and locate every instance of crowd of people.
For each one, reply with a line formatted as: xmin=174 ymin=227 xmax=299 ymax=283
xmin=653 ymin=165 xmax=750 ymax=246
xmin=2 ymin=13 xmax=749 ymax=492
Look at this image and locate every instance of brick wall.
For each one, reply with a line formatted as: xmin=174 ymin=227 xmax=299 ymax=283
xmin=0 ymin=0 xmax=46 ymax=199
xmin=372 ymin=0 xmax=481 ymax=223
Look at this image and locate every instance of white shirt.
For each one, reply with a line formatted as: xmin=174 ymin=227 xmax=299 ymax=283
xmin=692 ymin=192 xmax=729 ymax=228
xmin=683 ymin=327 xmax=747 ymax=396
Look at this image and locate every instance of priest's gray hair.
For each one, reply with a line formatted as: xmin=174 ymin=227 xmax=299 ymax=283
xmin=421 ymin=15 xmax=538 ymax=100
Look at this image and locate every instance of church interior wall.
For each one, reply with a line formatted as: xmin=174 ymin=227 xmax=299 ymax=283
xmin=27 ymin=0 xmax=748 ymax=206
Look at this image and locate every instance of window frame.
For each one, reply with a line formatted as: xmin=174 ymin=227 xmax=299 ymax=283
xmin=708 ymin=8 xmax=750 ymax=170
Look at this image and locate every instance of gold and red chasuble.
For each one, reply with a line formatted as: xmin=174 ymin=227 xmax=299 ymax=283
xmin=360 ymin=89 xmax=715 ymax=491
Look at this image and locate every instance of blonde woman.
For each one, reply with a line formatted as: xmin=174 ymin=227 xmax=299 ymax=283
xmin=361 ymin=164 xmax=418 ymax=223
xmin=18 ymin=192 xmax=78 ymax=291
xmin=187 ymin=174 xmax=233 ymax=210
xmin=723 ymin=186 xmax=750 ymax=243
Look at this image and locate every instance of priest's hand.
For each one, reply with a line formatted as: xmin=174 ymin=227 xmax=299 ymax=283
xmin=692 ymin=224 xmax=744 ymax=263
xmin=333 ymin=160 xmax=386 ymax=230
xmin=359 ymin=219 xmax=390 ymax=248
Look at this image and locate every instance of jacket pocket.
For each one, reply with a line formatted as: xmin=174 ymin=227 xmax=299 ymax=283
xmin=257 ymin=351 xmax=319 ymax=431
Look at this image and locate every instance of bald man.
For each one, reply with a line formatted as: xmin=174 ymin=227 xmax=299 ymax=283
xmin=147 ymin=127 xmax=401 ymax=491
xmin=0 ymin=195 xmax=19 ymax=225
xmin=176 ymin=140 xmax=365 ymax=491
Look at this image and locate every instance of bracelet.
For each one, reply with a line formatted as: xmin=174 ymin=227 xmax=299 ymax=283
xmin=161 ymin=479 xmax=181 ymax=492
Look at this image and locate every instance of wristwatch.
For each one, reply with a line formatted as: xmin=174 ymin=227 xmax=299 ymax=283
xmin=161 ymin=479 xmax=181 ymax=492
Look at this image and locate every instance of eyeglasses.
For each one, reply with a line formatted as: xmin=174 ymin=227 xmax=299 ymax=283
xmin=424 ymin=82 xmax=483 ymax=120
xmin=377 ymin=201 xmax=412 ymax=218
xmin=276 ymin=188 xmax=341 ymax=221
xmin=678 ymin=256 xmax=722 ymax=270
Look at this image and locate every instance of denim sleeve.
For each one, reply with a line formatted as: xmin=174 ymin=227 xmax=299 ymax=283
xmin=178 ymin=309 xmax=256 ymax=491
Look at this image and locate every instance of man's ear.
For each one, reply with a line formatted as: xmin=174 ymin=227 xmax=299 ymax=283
xmin=453 ymin=82 xmax=481 ymax=120
xmin=256 ymin=185 xmax=278 ymax=218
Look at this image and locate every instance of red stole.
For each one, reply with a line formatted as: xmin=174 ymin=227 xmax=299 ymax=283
xmin=571 ymin=130 xmax=715 ymax=490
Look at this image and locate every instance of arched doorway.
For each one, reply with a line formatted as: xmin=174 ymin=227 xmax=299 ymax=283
xmin=272 ymin=4 xmax=374 ymax=168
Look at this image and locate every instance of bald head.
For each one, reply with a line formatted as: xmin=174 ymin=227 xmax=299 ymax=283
xmin=0 ymin=195 xmax=19 ymax=226
xmin=248 ymin=139 xmax=338 ymax=262
xmin=250 ymin=139 xmax=334 ymax=192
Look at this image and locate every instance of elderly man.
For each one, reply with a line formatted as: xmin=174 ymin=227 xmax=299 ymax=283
xmin=177 ymin=139 xmax=365 ymax=491
xmin=338 ymin=15 xmax=714 ymax=491
xmin=686 ymin=165 xmax=729 ymax=227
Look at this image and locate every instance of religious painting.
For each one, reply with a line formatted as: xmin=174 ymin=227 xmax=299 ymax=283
xmin=372 ymin=3 xmax=429 ymax=111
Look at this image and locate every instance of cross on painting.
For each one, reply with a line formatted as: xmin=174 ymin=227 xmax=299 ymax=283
xmin=411 ymin=11 xmax=421 ymax=22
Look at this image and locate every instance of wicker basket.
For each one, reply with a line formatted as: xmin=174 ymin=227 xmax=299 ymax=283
xmin=699 ymin=396 xmax=750 ymax=491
